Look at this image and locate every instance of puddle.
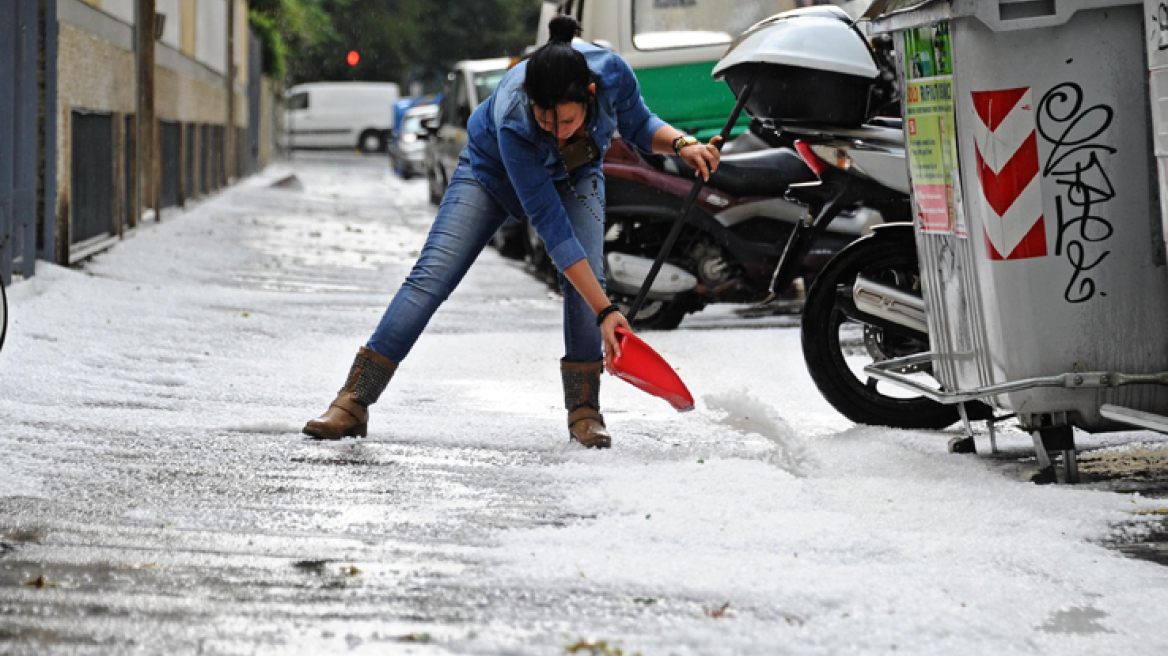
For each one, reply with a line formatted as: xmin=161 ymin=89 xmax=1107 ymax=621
xmin=0 ymin=525 xmax=47 ymax=545
xmin=1075 ymin=445 xmax=1168 ymax=567
xmin=1036 ymin=606 xmax=1113 ymax=635
xmin=1107 ymin=510 xmax=1168 ymax=567
xmin=292 ymin=559 xmax=332 ymax=575
xmin=1078 ymin=446 xmax=1168 ymax=485
xmin=289 ymin=456 xmax=398 ymax=468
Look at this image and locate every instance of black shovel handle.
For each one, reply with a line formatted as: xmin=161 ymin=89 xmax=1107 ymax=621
xmin=625 ymin=76 xmax=756 ymax=325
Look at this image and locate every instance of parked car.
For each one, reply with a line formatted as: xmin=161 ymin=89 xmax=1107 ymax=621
xmin=390 ymin=104 xmax=438 ymax=179
xmin=284 ymin=82 xmax=400 ymax=152
xmin=389 ymin=93 xmax=441 ymax=173
xmin=424 ymin=57 xmax=512 ymax=204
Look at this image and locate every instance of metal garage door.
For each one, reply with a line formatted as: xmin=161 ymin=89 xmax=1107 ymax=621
xmin=70 ymin=111 xmax=114 ymax=245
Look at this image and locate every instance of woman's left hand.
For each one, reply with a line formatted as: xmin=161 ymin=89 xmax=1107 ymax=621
xmin=681 ymin=136 xmax=723 ymax=181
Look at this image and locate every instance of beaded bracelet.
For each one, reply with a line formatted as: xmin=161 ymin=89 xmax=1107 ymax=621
xmin=595 ymin=303 xmax=621 ymax=327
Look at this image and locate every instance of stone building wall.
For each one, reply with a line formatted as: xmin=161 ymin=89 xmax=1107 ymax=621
xmin=55 ymin=21 xmax=135 ymax=218
xmin=55 ymin=0 xmax=251 ymax=263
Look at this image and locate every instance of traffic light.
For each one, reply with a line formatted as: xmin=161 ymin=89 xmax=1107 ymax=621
xmin=347 ymin=50 xmax=360 ymax=67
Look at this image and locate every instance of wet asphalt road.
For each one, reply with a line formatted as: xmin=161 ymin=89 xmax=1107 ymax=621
xmin=4 ymin=152 xmax=1168 ymax=655
xmin=0 ymin=153 xmax=588 ymax=655
xmin=0 ymin=153 xmax=806 ymax=655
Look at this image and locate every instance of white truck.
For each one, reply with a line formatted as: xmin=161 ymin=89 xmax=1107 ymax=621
xmin=534 ymin=0 xmax=872 ymax=140
xmin=284 ymin=82 xmax=401 ymax=153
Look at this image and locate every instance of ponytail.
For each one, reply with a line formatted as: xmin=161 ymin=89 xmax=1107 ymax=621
xmin=525 ymin=15 xmax=594 ymax=110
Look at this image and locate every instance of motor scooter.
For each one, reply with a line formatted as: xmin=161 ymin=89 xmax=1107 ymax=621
xmin=599 ymin=131 xmax=890 ymax=329
xmin=703 ymin=6 xmax=990 ymax=430
xmin=782 ymin=125 xmax=993 ymax=430
xmin=717 ymin=2 xmax=1168 ymax=488
xmin=517 ymin=124 xmax=889 ymax=329
xmin=615 ymin=6 xmax=919 ymax=330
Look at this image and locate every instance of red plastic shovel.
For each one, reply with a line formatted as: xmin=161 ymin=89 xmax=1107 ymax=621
xmin=609 ymin=327 xmax=695 ymax=412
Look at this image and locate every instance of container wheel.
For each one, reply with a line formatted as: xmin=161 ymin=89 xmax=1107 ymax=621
xmin=801 ymin=231 xmax=960 ymax=429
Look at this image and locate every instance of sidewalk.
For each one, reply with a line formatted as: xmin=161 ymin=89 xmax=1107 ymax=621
xmin=2 ymin=153 xmax=1168 ymax=655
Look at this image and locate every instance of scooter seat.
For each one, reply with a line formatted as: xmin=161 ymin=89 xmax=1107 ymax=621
xmin=655 ymin=148 xmax=816 ymax=199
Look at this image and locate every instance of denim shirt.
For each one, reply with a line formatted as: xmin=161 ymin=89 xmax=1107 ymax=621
xmin=465 ymin=43 xmax=666 ymax=272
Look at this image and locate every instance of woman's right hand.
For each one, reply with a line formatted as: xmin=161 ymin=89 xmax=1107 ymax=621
xmin=601 ymin=311 xmax=632 ymax=373
xmin=680 ymin=135 xmax=722 ymax=181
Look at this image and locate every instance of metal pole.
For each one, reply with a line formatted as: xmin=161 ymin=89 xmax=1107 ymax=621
xmin=136 ymin=0 xmax=156 ymax=225
xmin=39 ymin=0 xmax=58 ymax=266
xmin=0 ymin=0 xmax=13 ymax=284
xmin=226 ymin=0 xmax=236 ymax=181
xmin=625 ymin=76 xmax=755 ymax=324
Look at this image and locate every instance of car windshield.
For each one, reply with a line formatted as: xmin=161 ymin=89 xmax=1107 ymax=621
xmin=402 ymin=115 xmax=423 ymax=134
xmin=632 ymin=0 xmax=799 ymax=50
xmin=474 ymin=70 xmax=507 ymax=104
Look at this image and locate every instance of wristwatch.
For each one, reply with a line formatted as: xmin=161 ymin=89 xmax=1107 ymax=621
xmin=672 ymin=134 xmax=700 ymax=156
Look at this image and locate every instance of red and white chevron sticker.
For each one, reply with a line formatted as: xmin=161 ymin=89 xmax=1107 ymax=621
xmin=971 ymin=87 xmax=1047 ymax=260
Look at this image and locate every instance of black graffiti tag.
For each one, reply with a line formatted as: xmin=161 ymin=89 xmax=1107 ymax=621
xmin=1036 ymin=83 xmax=1117 ymax=304
xmin=1155 ymin=2 xmax=1168 ymax=50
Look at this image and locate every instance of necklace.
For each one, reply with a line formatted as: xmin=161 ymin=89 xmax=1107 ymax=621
xmin=556 ymin=114 xmax=604 ymax=225
xmin=558 ymin=153 xmax=605 ymax=225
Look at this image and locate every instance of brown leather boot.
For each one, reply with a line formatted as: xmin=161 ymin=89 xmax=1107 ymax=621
xmin=562 ymin=359 xmax=611 ymax=449
xmin=303 ymin=347 xmax=397 ymax=440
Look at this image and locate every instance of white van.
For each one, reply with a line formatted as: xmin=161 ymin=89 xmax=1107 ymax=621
xmin=284 ymin=82 xmax=401 ymax=152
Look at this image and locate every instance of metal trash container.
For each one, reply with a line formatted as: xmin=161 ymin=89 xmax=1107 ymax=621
xmin=863 ymin=0 xmax=1168 ymax=477
xmin=1147 ymin=0 xmax=1168 ymax=263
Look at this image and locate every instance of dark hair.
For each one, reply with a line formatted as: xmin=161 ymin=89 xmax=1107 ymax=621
xmin=524 ymin=15 xmax=594 ymax=110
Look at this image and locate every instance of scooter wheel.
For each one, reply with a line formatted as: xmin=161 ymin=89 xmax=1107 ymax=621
xmin=610 ymin=295 xmax=688 ymax=331
xmin=427 ymin=166 xmax=446 ymax=206
xmin=801 ymin=230 xmax=960 ymax=430
xmin=523 ymin=219 xmax=558 ymax=287
xmin=0 ymin=280 xmax=7 ymax=355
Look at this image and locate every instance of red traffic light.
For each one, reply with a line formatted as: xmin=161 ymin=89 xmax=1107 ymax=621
xmin=347 ymin=50 xmax=360 ymax=67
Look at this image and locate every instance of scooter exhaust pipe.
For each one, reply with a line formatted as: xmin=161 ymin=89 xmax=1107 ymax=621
xmin=606 ymin=252 xmax=699 ymax=300
xmin=852 ymin=276 xmax=928 ymax=335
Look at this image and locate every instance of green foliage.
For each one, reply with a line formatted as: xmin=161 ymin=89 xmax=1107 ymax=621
xmin=257 ymin=0 xmax=336 ymax=46
xmin=248 ymin=10 xmax=286 ymax=79
xmin=411 ymin=0 xmax=542 ymax=70
xmin=250 ymin=0 xmax=337 ymax=82
xmin=286 ymin=0 xmax=414 ymax=84
xmin=285 ymin=0 xmax=542 ymax=86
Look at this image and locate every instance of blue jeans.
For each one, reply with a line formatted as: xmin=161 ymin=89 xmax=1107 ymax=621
xmin=367 ymin=162 xmax=607 ymax=364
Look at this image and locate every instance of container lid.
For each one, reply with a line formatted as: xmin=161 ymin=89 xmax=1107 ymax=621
xmin=714 ymin=6 xmax=879 ymax=80
xmin=865 ymin=0 xmax=1135 ymax=32
xmin=862 ymin=0 xmax=945 ymax=21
